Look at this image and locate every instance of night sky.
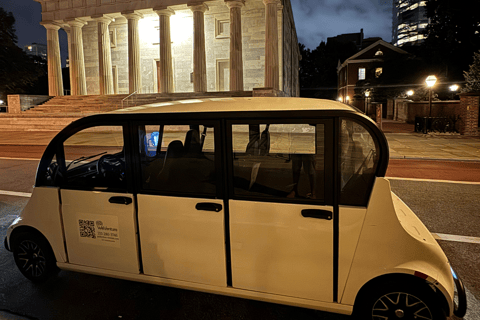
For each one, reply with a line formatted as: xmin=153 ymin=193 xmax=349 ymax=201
xmin=2 ymin=0 xmax=392 ymax=53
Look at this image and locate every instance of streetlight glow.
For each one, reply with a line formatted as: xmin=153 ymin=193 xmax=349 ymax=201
xmin=346 ymin=96 xmax=350 ymax=101
xmin=407 ymin=90 xmax=414 ymax=96
xmin=450 ymin=84 xmax=459 ymax=92
xmin=425 ymin=75 xmax=437 ymax=87
xmin=365 ymin=91 xmax=370 ymax=97
xmin=338 ymin=96 xmax=342 ymax=102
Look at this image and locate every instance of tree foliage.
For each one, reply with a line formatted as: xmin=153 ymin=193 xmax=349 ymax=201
xmin=462 ymin=50 xmax=480 ymax=93
xmin=422 ymin=0 xmax=480 ymax=81
xmin=0 ymin=7 xmax=47 ymax=102
xmin=299 ymin=40 xmax=357 ymax=99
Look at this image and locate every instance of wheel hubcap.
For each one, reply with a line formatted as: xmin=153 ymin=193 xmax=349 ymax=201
xmin=372 ymin=292 xmax=433 ymax=320
xmin=17 ymin=240 xmax=46 ymax=278
xmin=395 ymin=309 xmax=405 ymax=318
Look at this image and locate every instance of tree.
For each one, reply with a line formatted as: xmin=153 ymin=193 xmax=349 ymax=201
xmin=0 ymin=7 xmax=46 ymax=102
xmin=422 ymin=0 xmax=480 ymax=81
xmin=462 ymin=50 xmax=480 ymax=93
xmin=299 ymin=40 xmax=357 ymax=99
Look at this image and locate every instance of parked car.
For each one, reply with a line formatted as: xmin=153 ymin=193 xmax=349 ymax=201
xmin=5 ymin=97 xmax=466 ymax=319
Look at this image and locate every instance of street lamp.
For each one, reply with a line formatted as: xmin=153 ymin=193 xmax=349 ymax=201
xmin=346 ymin=96 xmax=350 ymax=104
xmin=364 ymin=90 xmax=370 ymax=113
xmin=338 ymin=96 xmax=342 ymax=102
xmin=425 ymin=75 xmax=437 ymax=117
xmin=449 ymin=84 xmax=459 ymax=100
xmin=407 ymin=90 xmax=414 ymax=97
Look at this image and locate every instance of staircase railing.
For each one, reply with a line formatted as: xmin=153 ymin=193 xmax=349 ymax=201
xmin=121 ymin=91 xmax=137 ymax=109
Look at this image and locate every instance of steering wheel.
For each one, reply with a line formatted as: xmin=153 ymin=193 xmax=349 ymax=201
xmin=97 ymin=154 xmax=125 ymax=182
xmin=45 ymin=162 xmax=63 ymax=185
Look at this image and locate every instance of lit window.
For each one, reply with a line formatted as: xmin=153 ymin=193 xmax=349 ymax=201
xmin=375 ymin=68 xmax=383 ymax=78
xmin=375 ymin=50 xmax=383 ymax=56
xmin=358 ymin=68 xmax=366 ymax=80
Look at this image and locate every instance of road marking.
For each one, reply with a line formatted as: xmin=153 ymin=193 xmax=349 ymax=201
xmin=0 ymin=190 xmax=32 ymax=198
xmin=432 ymin=233 xmax=480 ymax=244
xmin=387 ymin=176 xmax=480 ymax=185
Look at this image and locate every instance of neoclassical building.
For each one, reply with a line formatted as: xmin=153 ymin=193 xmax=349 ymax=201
xmin=35 ymin=0 xmax=300 ymax=98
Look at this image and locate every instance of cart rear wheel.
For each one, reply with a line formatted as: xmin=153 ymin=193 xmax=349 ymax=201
xmin=354 ymin=281 xmax=447 ymax=320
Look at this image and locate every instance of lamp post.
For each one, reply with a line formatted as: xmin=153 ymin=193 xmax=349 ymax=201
xmin=364 ymin=90 xmax=370 ymax=114
xmin=425 ymin=75 xmax=437 ymax=117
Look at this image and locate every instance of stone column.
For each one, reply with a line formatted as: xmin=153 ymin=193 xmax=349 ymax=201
xmin=225 ymin=0 xmax=244 ymax=91
xmin=122 ymin=11 xmax=143 ymax=94
xmin=41 ymin=22 xmax=64 ymax=96
xmin=65 ymin=19 xmax=87 ymax=96
xmin=188 ymin=3 xmax=208 ymax=93
xmin=154 ymin=8 xmax=175 ymax=93
xmin=63 ymin=26 xmax=73 ymax=94
xmin=263 ymin=0 xmax=279 ymax=90
xmin=94 ymin=15 xmax=114 ymax=95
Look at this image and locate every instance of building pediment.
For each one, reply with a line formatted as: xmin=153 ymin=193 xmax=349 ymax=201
xmin=339 ymin=40 xmax=410 ymax=71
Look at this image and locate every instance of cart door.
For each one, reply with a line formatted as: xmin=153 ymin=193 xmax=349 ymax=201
xmin=135 ymin=122 xmax=226 ymax=287
xmin=227 ymin=121 xmax=335 ymax=302
xmin=60 ymin=125 xmax=140 ymax=274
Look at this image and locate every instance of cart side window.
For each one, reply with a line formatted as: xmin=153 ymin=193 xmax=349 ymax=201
xmin=231 ymin=123 xmax=326 ymax=202
xmin=339 ymin=119 xmax=379 ymax=206
xmin=62 ymin=126 xmax=126 ymax=191
xmin=138 ymin=124 xmax=216 ymax=196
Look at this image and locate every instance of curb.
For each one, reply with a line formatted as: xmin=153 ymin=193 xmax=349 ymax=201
xmin=390 ymin=156 xmax=480 ymax=163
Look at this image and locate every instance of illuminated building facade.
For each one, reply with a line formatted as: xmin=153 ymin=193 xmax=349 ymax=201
xmin=34 ymin=0 xmax=300 ymax=97
xmin=392 ymin=0 xmax=429 ymax=47
xmin=24 ymin=43 xmax=48 ymax=60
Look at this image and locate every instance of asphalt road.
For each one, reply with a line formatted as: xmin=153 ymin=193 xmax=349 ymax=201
xmin=0 ymin=156 xmax=479 ymax=319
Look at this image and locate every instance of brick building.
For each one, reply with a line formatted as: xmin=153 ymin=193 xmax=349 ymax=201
xmin=34 ymin=0 xmax=300 ymax=97
xmin=337 ymin=39 xmax=409 ymax=110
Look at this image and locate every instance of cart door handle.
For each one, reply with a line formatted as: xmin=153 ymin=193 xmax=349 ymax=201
xmin=301 ymin=209 xmax=332 ymax=220
xmin=109 ymin=196 xmax=132 ymax=205
xmin=196 ymin=203 xmax=222 ymax=212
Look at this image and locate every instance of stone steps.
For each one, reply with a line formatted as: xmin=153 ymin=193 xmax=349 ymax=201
xmin=2 ymin=91 xmax=255 ymax=131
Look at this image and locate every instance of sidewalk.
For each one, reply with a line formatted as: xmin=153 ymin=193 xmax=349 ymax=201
xmin=0 ymin=121 xmax=479 ymax=162
xmin=381 ymin=120 xmax=480 ymax=161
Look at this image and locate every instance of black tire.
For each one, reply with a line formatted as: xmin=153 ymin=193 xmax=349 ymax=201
xmin=12 ymin=232 xmax=59 ymax=283
xmin=354 ymin=281 xmax=447 ymax=320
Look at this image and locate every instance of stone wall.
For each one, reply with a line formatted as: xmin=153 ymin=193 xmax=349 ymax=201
xmin=393 ymin=100 xmax=461 ymax=123
xmin=282 ymin=0 xmax=300 ymax=97
xmin=6 ymin=95 xmax=52 ymax=113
